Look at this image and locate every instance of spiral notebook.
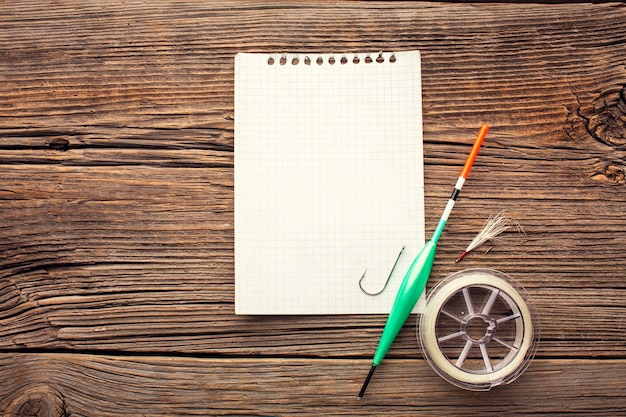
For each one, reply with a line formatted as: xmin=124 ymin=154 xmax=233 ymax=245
xmin=235 ymin=51 xmax=425 ymax=314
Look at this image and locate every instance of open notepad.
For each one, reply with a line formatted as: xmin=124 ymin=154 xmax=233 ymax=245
xmin=235 ymin=51 xmax=425 ymax=314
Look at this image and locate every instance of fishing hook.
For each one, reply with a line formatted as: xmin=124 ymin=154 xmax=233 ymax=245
xmin=359 ymin=245 xmax=406 ymax=296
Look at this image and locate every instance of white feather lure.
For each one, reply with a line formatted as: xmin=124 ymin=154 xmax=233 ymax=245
xmin=456 ymin=211 xmax=524 ymax=262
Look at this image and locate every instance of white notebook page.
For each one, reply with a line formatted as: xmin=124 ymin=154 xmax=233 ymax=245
xmin=235 ymin=51 xmax=425 ymax=314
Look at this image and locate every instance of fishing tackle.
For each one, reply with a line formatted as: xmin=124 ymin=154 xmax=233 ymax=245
xmin=358 ymin=124 xmax=489 ymax=400
xmin=456 ymin=211 xmax=524 ymax=262
xmin=359 ymin=245 xmax=406 ymax=296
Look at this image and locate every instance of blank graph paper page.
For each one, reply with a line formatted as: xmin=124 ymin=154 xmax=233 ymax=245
xmin=234 ymin=51 xmax=424 ymax=314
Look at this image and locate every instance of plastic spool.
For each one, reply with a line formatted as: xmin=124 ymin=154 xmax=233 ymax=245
xmin=418 ymin=268 xmax=538 ymax=391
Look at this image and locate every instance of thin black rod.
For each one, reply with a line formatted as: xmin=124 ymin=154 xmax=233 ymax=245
xmin=357 ymin=365 xmax=377 ymax=400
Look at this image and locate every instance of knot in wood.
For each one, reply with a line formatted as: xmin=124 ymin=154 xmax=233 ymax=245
xmin=47 ymin=138 xmax=70 ymax=151
xmin=591 ymin=163 xmax=626 ymax=185
xmin=6 ymin=386 xmax=65 ymax=417
xmin=587 ymin=86 xmax=626 ymax=146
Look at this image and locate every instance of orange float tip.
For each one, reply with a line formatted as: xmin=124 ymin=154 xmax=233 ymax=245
xmin=460 ymin=124 xmax=489 ymax=180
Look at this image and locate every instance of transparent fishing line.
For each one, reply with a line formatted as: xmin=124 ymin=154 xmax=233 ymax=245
xmin=418 ymin=268 xmax=539 ymax=391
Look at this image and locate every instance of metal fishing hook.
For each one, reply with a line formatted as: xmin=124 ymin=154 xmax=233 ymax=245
xmin=359 ymin=245 xmax=406 ymax=296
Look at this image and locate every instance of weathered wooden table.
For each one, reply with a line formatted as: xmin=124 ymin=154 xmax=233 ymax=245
xmin=2 ymin=1 xmax=626 ymax=416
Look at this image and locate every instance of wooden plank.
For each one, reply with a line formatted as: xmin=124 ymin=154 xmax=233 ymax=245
xmin=1 ymin=354 xmax=626 ymax=416
xmin=3 ymin=255 xmax=626 ymax=357
xmin=2 ymin=159 xmax=625 ymax=353
xmin=0 ymin=1 xmax=625 ymax=415
xmin=0 ymin=2 xmax=624 ymax=137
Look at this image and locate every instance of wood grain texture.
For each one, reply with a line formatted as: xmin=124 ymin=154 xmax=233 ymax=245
xmin=1 ymin=1 xmax=626 ymax=415
xmin=2 ymin=354 xmax=626 ymax=416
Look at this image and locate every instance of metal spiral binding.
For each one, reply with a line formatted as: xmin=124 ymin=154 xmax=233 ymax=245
xmin=267 ymin=51 xmax=396 ymax=66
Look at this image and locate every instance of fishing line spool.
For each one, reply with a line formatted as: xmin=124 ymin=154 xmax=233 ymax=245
xmin=417 ymin=268 xmax=538 ymax=391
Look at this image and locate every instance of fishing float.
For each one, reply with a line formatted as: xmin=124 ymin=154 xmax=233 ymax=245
xmin=357 ymin=124 xmax=489 ymax=399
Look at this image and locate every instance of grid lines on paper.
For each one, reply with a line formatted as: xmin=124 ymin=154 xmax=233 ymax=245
xmin=234 ymin=51 xmax=424 ymax=314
